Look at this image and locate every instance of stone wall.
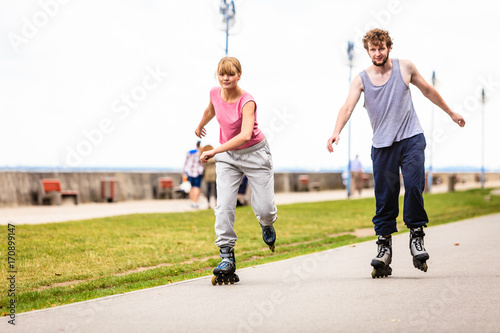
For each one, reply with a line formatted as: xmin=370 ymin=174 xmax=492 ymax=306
xmin=274 ymin=172 xmax=346 ymax=192
xmin=0 ymin=171 xmax=182 ymax=207
xmin=0 ymin=171 xmax=347 ymax=207
xmin=432 ymin=172 xmax=500 ymax=185
xmin=1 ymin=171 xmax=498 ymax=207
xmin=427 ymin=172 xmax=500 ymax=191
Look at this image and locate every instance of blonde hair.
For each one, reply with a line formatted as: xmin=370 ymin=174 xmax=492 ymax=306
xmin=216 ymin=57 xmax=242 ymax=76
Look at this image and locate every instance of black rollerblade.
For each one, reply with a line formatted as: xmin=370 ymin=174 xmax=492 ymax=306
xmin=410 ymin=227 xmax=429 ymax=272
xmin=211 ymin=247 xmax=239 ymax=286
xmin=371 ymin=235 xmax=392 ymax=278
xmin=260 ymin=224 xmax=276 ymax=252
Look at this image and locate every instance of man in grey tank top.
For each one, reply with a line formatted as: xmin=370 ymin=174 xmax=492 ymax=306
xmin=326 ymin=29 xmax=465 ymax=278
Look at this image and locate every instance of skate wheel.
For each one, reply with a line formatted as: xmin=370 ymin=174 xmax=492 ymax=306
xmin=371 ymin=266 xmax=391 ymax=278
xmin=229 ymin=279 xmax=235 ymax=284
xmin=217 ymin=279 xmax=223 ymax=285
xmin=413 ymin=259 xmax=429 ymax=272
xmin=211 ymin=276 xmax=217 ymax=286
xmin=223 ymin=280 xmax=229 ymax=285
xmin=269 ymin=244 xmax=275 ymax=252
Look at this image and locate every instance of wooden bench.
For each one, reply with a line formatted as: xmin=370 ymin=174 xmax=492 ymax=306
xmin=38 ymin=179 xmax=79 ymax=205
xmin=101 ymin=177 xmax=118 ymax=202
xmin=310 ymin=182 xmax=321 ymax=191
xmin=297 ymin=175 xmax=321 ymax=192
xmin=156 ymin=177 xmax=174 ymax=199
xmin=298 ymin=175 xmax=310 ymax=192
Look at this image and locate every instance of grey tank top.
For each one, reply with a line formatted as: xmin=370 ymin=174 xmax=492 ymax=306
xmin=359 ymin=58 xmax=423 ymax=148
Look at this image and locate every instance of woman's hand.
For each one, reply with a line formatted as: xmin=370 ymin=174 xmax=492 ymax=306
xmin=200 ymin=149 xmax=215 ymax=164
xmin=195 ymin=127 xmax=206 ymax=138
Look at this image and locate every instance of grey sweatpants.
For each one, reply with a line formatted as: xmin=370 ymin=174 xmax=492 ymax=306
xmin=214 ymin=139 xmax=277 ymax=248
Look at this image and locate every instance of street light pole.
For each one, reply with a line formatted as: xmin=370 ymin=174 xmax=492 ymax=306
xmin=224 ymin=0 xmax=235 ymax=55
xmin=346 ymin=41 xmax=354 ymax=198
xmin=427 ymin=70 xmax=436 ymax=192
xmin=225 ymin=2 xmax=229 ymax=55
xmin=481 ymin=87 xmax=485 ymax=189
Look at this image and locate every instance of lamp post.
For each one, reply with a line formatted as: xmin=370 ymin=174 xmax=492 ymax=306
xmin=346 ymin=41 xmax=354 ymax=198
xmin=427 ymin=71 xmax=436 ymax=192
xmin=481 ymin=87 xmax=485 ymax=189
xmin=221 ymin=0 xmax=235 ymax=55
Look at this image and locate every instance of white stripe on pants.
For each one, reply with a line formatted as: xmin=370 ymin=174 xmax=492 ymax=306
xmin=214 ymin=139 xmax=277 ymax=248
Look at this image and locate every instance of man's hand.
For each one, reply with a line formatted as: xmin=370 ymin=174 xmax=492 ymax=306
xmin=326 ymin=134 xmax=340 ymax=153
xmin=451 ymin=112 xmax=466 ymax=127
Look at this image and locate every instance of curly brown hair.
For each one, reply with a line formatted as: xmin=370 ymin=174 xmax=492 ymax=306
xmin=362 ymin=29 xmax=393 ymax=50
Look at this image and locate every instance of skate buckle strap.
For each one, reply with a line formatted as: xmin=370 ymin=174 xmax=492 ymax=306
xmin=412 ymin=238 xmax=424 ymax=252
xmin=263 ymin=229 xmax=274 ymax=241
xmin=217 ymin=261 xmax=232 ymax=269
xmin=220 ymin=252 xmax=233 ymax=258
xmin=376 ymin=236 xmax=391 ymax=245
xmin=377 ymin=244 xmax=391 ymax=257
xmin=410 ymin=230 xmax=425 ymax=239
xmin=411 ymin=227 xmax=426 ymax=238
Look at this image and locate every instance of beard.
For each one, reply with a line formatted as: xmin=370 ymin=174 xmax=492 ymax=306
xmin=372 ymin=53 xmax=389 ymax=67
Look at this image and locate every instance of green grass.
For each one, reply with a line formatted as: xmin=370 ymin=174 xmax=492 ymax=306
xmin=1 ymin=188 xmax=499 ymax=314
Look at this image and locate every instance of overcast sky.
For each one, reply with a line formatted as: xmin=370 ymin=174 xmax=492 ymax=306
xmin=1 ymin=0 xmax=499 ymax=172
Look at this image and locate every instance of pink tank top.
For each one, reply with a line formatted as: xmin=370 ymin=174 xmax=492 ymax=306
xmin=210 ymin=87 xmax=265 ymax=149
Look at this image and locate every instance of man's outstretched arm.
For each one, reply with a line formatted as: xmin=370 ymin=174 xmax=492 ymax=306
xmin=407 ymin=60 xmax=466 ymax=128
xmin=327 ymin=75 xmax=364 ymax=152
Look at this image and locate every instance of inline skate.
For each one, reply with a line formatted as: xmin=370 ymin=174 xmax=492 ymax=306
xmin=212 ymin=247 xmax=239 ymax=285
xmin=260 ymin=224 xmax=276 ymax=252
xmin=409 ymin=227 xmax=429 ymax=272
xmin=371 ymin=235 xmax=392 ymax=278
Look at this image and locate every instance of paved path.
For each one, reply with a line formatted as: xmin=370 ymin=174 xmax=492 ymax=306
xmin=2 ymin=185 xmax=499 ymax=332
xmin=2 ymin=213 xmax=499 ymax=332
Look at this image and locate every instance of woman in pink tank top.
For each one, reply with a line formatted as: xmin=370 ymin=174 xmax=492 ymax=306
xmin=194 ymin=57 xmax=277 ymax=286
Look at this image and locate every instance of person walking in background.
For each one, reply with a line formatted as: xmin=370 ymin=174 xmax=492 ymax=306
xmin=350 ymin=154 xmax=364 ymax=197
xmin=326 ymin=29 xmax=465 ymax=278
xmin=201 ymin=144 xmax=217 ymax=209
xmin=183 ymin=141 xmax=204 ymax=208
xmin=194 ymin=56 xmax=277 ymax=285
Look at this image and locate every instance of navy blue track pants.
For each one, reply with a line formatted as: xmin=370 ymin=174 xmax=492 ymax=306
xmin=371 ymin=133 xmax=429 ymax=236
